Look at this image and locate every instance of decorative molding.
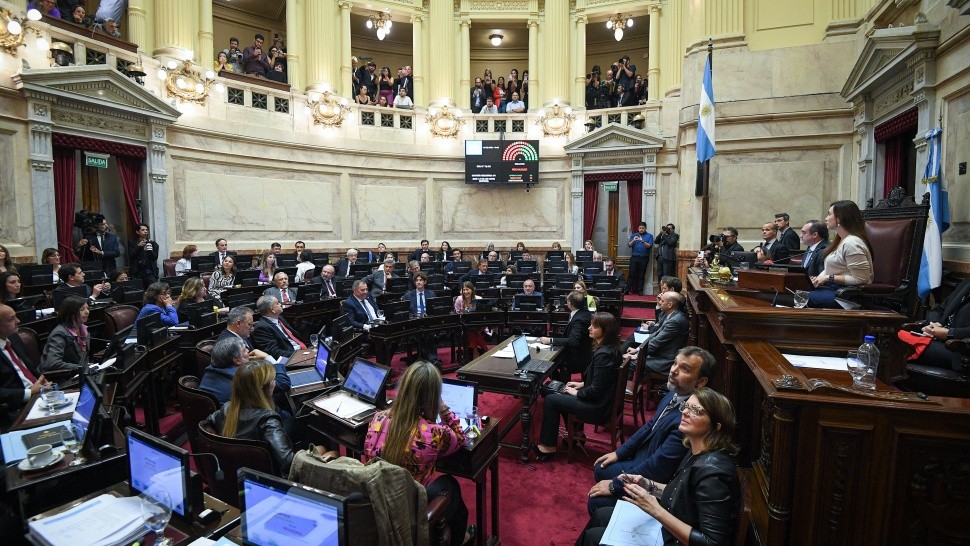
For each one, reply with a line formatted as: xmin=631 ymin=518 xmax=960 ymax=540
xmin=51 ymin=108 xmax=147 ymax=139
xmin=873 ymin=78 xmax=914 ymax=119
xmin=468 ymin=0 xmax=528 ymax=11
xmin=29 ymin=159 xmax=52 ymax=172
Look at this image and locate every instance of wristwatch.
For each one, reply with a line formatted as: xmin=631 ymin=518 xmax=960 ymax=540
xmin=829 ymin=274 xmax=835 ymax=284
xmin=608 ymin=481 xmax=616 ymax=495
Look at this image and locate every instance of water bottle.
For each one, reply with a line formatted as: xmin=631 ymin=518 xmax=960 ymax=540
xmin=856 ymin=335 xmax=879 ymax=390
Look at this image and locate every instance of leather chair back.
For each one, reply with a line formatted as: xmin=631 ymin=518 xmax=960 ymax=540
xmin=162 ymin=259 xmax=178 ymax=277
xmin=176 ymin=375 xmax=220 ymax=452
xmin=193 ymin=339 xmax=216 ymax=378
xmin=864 ymin=218 xmax=916 ymax=290
xmin=196 ymin=422 xmax=277 ymax=507
xmin=104 ymin=305 xmax=140 ymax=339
xmin=15 ymin=327 xmax=41 ymax=366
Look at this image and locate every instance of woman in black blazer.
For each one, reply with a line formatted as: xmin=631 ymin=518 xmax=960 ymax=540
xmin=534 ymin=311 xmax=621 ymax=461
xmin=40 ymin=296 xmax=90 ymax=373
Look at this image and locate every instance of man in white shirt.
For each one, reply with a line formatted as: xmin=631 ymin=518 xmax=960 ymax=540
xmin=480 ymin=97 xmax=498 ymax=114
xmin=506 ymin=92 xmax=526 ymax=113
xmin=393 ymin=87 xmax=413 ymax=109
xmin=0 ymin=304 xmax=48 ymax=431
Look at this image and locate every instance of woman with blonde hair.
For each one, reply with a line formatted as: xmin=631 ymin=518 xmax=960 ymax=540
xmin=574 ymin=279 xmax=598 ymax=311
xmin=176 ymin=276 xmax=226 ymax=322
xmin=258 ymin=251 xmax=277 ymax=283
xmin=364 ymin=361 xmax=473 ymax=544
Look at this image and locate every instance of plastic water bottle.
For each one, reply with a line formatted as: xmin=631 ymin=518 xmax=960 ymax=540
xmin=856 ymin=335 xmax=879 ymax=390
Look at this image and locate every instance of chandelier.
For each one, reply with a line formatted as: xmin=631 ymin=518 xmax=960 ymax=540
xmin=366 ymin=12 xmax=393 ymax=41
xmin=1 ymin=6 xmax=44 ymax=55
xmin=157 ymin=56 xmax=219 ymax=104
xmin=606 ymin=14 xmax=633 ymax=42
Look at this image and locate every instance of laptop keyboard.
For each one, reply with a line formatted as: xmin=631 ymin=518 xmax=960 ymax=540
xmin=520 ymin=358 xmax=555 ymax=374
xmin=289 ymin=369 xmax=323 ymax=387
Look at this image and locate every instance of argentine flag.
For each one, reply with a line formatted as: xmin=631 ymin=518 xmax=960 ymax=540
xmin=697 ymin=55 xmax=715 ymax=163
xmin=917 ymin=127 xmax=950 ymax=299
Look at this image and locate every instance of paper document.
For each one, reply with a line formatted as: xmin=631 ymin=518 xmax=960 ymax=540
xmin=783 ymin=353 xmax=849 ymax=372
xmin=25 ymin=392 xmax=80 ymax=421
xmin=600 ymin=500 xmax=664 ymax=546
xmin=313 ymin=392 xmax=372 ymax=419
xmin=28 ymin=494 xmax=146 ymax=546
xmin=633 ymin=332 xmax=650 ymax=344
xmin=492 ymin=347 xmax=515 ymax=359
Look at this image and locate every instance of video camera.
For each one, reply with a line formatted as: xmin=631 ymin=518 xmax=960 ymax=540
xmin=74 ymin=210 xmax=105 ymax=234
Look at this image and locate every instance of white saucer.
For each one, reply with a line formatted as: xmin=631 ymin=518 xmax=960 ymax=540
xmin=38 ymin=398 xmax=71 ymax=410
xmin=18 ymin=451 xmax=65 ymax=472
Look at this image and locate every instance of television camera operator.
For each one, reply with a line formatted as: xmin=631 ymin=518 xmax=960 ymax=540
xmin=73 ymin=210 xmax=120 ymax=273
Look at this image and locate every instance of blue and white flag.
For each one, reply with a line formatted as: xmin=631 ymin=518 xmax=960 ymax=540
xmin=697 ymin=55 xmax=715 ymax=163
xmin=917 ymin=127 xmax=950 ymax=299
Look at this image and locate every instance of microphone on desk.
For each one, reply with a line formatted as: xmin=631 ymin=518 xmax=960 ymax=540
xmin=189 ymin=452 xmax=224 ymax=481
xmin=774 ymin=251 xmax=807 ymax=264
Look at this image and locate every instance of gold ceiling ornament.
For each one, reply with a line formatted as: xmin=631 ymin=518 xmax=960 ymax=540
xmin=306 ymin=89 xmax=350 ymax=127
xmin=156 ymin=58 xmax=217 ymax=104
xmin=1 ymin=7 xmax=45 ymax=56
xmin=427 ymin=102 xmax=465 ymax=138
xmin=606 ymin=13 xmax=634 ymax=42
xmin=365 ymin=11 xmax=393 ymax=41
xmin=536 ymin=99 xmax=575 ymax=137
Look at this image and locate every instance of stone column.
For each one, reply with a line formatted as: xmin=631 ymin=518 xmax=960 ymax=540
xmin=911 ymin=56 xmax=938 ymax=199
xmin=459 ymin=18 xmax=471 ymax=109
xmin=542 ymin=0 xmax=569 ymax=103
xmin=853 ymin=102 xmax=875 ymax=203
xmin=412 ymin=14 xmax=426 ymax=106
xmin=660 ymin=0 xmax=682 ymax=97
xmin=647 ymin=5 xmax=661 ymax=101
xmin=643 ymin=153 xmax=658 ymax=291
xmin=153 ymin=0 xmax=196 ymax=59
xmin=306 ymin=0 xmax=336 ymax=92
xmin=26 ymin=101 xmax=56 ymax=260
xmin=339 ymin=1 xmax=353 ymax=97
xmin=428 ymin=0 xmax=455 ymax=102
xmin=146 ymin=123 xmax=171 ymax=261
xmin=127 ymin=0 xmax=152 ymax=54
xmin=197 ymin=0 xmax=213 ymax=68
xmin=527 ymin=18 xmax=539 ymax=104
xmin=571 ymin=157 xmax=585 ymax=250
xmin=285 ymin=0 xmax=306 ymax=91
xmin=573 ymin=14 xmax=587 ymax=107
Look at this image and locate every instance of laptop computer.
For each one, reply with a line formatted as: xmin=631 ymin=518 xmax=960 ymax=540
xmin=287 ymin=342 xmax=336 ymax=388
xmin=311 ymin=358 xmax=391 ymax=424
xmin=437 ymin=378 xmax=478 ymax=429
xmin=239 ymin=468 xmax=346 ymax=546
xmin=512 ymin=335 xmax=556 ymax=374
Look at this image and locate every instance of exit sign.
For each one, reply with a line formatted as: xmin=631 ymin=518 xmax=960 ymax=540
xmin=603 ymin=181 xmax=618 ymax=192
xmin=84 ymin=153 xmax=109 ymax=169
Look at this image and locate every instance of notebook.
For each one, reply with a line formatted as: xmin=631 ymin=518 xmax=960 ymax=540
xmin=239 ymin=468 xmax=346 ymax=546
xmin=312 ymin=358 xmax=391 ymax=423
xmin=512 ymin=335 xmax=556 ymax=374
xmin=287 ymin=342 xmax=335 ymax=388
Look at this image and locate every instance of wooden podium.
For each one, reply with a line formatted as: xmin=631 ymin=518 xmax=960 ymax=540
xmin=737 ymin=268 xmax=813 ymax=292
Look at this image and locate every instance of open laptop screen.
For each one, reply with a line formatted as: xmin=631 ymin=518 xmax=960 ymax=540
xmin=437 ymin=378 xmax=477 ymax=425
xmin=127 ymin=427 xmax=190 ymax=518
xmin=343 ymin=359 xmax=390 ymax=404
xmin=71 ymin=379 xmax=101 ymax=446
xmin=511 ymin=335 xmax=531 ymax=366
xmin=240 ymin=469 xmax=345 ymax=546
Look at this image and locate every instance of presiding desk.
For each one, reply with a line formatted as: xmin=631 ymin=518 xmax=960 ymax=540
xmin=457 ymin=336 xmax=562 ymax=463
xmin=686 ymin=271 xmax=970 ymax=546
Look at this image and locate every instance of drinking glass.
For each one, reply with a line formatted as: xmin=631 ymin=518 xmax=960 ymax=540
xmin=846 ymin=350 xmax=865 ymax=384
xmin=793 ymin=291 xmax=809 ymax=309
xmin=61 ymin=425 xmax=84 ymax=466
xmin=310 ymin=334 xmax=319 ymax=348
xmin=40 ymin=383 xmax=58 ymax=416
xmin=141 ymin=491 xmax=174 ymax=546
xmin=465 ymin=406 xmax=481 ymax=441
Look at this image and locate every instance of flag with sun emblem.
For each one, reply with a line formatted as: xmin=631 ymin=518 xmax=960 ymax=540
xmin=697 ymin=55 xmax=715 ymax=163
xmin=917 ymin=127 xmax=950 ymax=299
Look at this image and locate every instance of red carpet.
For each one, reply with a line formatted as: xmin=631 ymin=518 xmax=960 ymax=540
xmin=623 ymin=307 xmax=656 ymax=320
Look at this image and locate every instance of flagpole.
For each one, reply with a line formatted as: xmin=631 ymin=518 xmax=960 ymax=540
xmin=697 ymin=38 xmax=713 ymax=247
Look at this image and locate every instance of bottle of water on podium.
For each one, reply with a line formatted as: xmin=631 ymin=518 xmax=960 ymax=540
xmin=856 ymin=335 xmax=879 ymax=390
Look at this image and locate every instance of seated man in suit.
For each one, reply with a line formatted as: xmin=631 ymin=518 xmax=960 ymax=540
xmin=198 ymin=337 xmax=290 ymax=404
xmin=459 ymin=259 xmax=491 ymax=286
xmin=538 ymin=291 xmax=593 ymax=376
xmin=408 ymin=239 xmax=432 ymax=263
xmin=252 ymin=295 xmax=306 ymax=360
xmin=585 ymin=346 xmax=715 ymax=514
xmin=0 ymin=304 xmax=50 ymax=432
xmin=602 ymin=257 xmax=626 ymax=292
xmin=621 ymin=276 xmax=682 ymax=353
xmin=263 ymin=272 xmax=297 ymax=306
xmin=753 ymin=222 xmax=790 ymax=263
xmin=403 ymin=272 xmax=440 ymax=363
xmin=216 ymin=306 xmax=265 ymax=357
xmin=209 ymin=237 xmax=237 ymax=264
xmin=626 ymin=291 xmax=689 ymax=374
xmin=513 ymin=278 xmax=545 ymax=310
xmin=364 ymin=258 xmax=397 ymax=298
xmin=54 ymin=263 xmax=110 ymax=303
xmin=317 ymin=265 xmax=340 ymax=300
xmin=800 ymin=220 xmax=830 ymax=278
xmin=444 ymin=249 xmax=466 ymax=275
xmin=334 ymin=248 xmax=360 ymax=278
xmin=342 ymin=279 xmax=382 ymax=332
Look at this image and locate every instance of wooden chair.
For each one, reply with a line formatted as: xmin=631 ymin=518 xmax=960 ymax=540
xmin=736 ymin=468 xmax=752 ymax=546
xmin=104 ymin=304 xmax=140 ymax=339
xmin=193 ymin=339 xmax=216 ymax=378
xmin=14 ymin=327 xmax=41 ymax=367
xmin=176 ymin=375 xmax=220 ymax=452
xmin=566 ymin=358 xmax=630 ymax=459
xmin=623 ymin=350 xmax=649 ymax=428
xmin=195 ymin=422 xmax=277 ymax=507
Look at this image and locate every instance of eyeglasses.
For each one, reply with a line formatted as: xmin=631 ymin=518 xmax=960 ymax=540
xmin=679 ymin=400 xmax=707 ymax=417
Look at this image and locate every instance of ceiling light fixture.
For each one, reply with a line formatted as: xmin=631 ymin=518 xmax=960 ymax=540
xmin=489 ymin=34 xmax=503 ymax=46
xmin=366 ymin=12 xmax=392 ymax=41
xmin=605 ymin=14 xmax=633 ymax=42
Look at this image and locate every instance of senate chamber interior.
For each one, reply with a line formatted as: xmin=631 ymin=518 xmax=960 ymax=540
xmin=0 ymin=0 xmax=968 ymax=545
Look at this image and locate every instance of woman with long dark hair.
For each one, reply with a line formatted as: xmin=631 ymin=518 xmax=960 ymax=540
xmin=363 ymin=361 xmax=473 ymax=545
xmin=135 ymin=282 xmax=180 ymax=328
xmin=534 ymin=312 xmax=622 ymax=460
xmin=41 ymin=248 xmax=61 ymax=283
xmin=809 ymin=200 xmax=874 ymax=307
xmin=40 ymin=296 xmax=89 ymax=373
xmin=454 ymin=281 xmax=487 ymax=358
xmin=0 ymin=245 xmax=15 ymax=274
xmin=0 ymin=272 xmax=21 ymax=304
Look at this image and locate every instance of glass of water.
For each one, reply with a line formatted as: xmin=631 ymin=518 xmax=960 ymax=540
xmin=141 ymin=490 xmax=173 ymax=546
xmin=62 ymin=424 xmax=84 ymax=466
xmin=310 ymin=334 xmax=319 ymax=348
xmin=40 ymin=383 xmax=59 ymax=415
xmin=793 ymin=290 xmax=810 ymax=309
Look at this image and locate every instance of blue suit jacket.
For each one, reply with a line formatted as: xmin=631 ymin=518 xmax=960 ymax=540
xmin=402 ymin=289 xmax=436 ymax=315
xmin=198 ymin=360 xmax=291 ymax=404
xmin=341 ymin=294 xmax=381 ymax=329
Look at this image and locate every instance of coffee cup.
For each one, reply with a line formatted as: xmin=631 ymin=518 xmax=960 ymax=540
xmin=27 ymin=444 xmax=55 ymax=467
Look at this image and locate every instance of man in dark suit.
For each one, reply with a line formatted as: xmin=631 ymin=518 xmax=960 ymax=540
xmin=75 ymin=216 xmax=121 ymax=272
xmin=342 ymin=279 xmax=382 ymax=332
xmin=538 ymin=291 xmax=593 ymax=375
xmin=909 ymin=277 xmax=970 ymax=372
xmin=262 ymin=272 xmax=297 ymax=306
xmin=655 ymin=224 xmax=680 ymax=278
xmin=585 ymin=346 xmax=715 ymax=514
xmin=364 ymin=259 xmax=396 ymax=298
xmin=753 ymin=222 xmax=790 ymax=263
xmin=252 ymin=295 xmax=305 ymax=360
xmin=209 ymin=238 xmax=237 ymax=264
xmin=408 ymin=239 xmax=432 ymax=263
xmin=513 ymin=278 xmax=545 ymax=309
xmin=0 ymin=304 xmax=49 ymax=431
xmin=198 ymin=336 xmax=290 ymax=404
xmin=602 ymin=257 xmax=626 ymax=292
xmin=799 ymin=220 xmax=830 ymax=278
xmin=775 ymin=212 xmax=801 ymax=252
xmin=334 ymin=249 xmax=360 ymax=278
xmin=444 ymin=249 xmax=466 ymax=275
xmin=630 ymin=292 xmax=689 ymax=374
xmin=459 ymin=259 xmax=491 ymax=286
xmin=216 ymin=306 xmax=260 ymax=352
xmin=53 ymin=263 xmax=110 ymax=307
xmin=317 ymin=265 xmax=340 ymax=300
xmin=403 ymin=273 xmax=440 ymax=363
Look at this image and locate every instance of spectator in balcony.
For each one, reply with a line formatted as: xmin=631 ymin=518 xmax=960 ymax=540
xmin=351 ymin=56 xmax=361 ymax=97
xmin=482 ymin=76 xmax=495 ymax=105
xmin=243 ymin=47 xmax=272 ymax=78
xmin=614 ymin=55 xmax=636 ymax=91
xmin=601 ymin=69 xmax=617 ymax=107
xmin=632 ymin=76 xmax=647 ymax=105
xmin=362 ymin=62 xmax=378 ymax=100
xmin=618 ymin=85 xmax=639 ymax=107
xmin=506 ymin=92 xmax=526 ymax=114
xmin=57 ymin=0 xmax=82 ymax=19
xmin=506 ymin=69 xmax=520 ymax=94
xmin=398 ymin=65 xmax=414 ymax=99
xmin=585 ymin=73 xmax=597 ymax=109
xmin=493 ymin=76 xmax=506 ymax=111
xmin=479 ymin=97 xmax=498 ymax=114
xmin=242 ymin=34 xmax=265 ymax=66
xmin=378 ymin=66 xmax=395 ymax=108
xmin=393 ymin=86 xmax=413 ymax=109
xmin=93 ymin=0 xmax=125 ymax=25
xmin=270 ymin=35 xmax=287 ymax=70
xmin=265 ymin=62 xmax=287 ymax=84
xmin=95 ymin=17 xmax=121 ymax=38
xmin=214 ymin=51 xmax=234 ymax=73
xmin=29 ymin=0 xmax=61 ymax=18
xmin=68 ymin=5 xmax=91 ymax=27
xmin=471 ymin=78 xmax=486 ymax=112
xmin=266 ymin=47 xmax=284 ymax=74
xmin=355 ymin=85 xmax=373 ymax=106
xmin=522 ymin=70 xmax=530 ymax=109
xmin=377 ymin=96 xmax=389 ymax=107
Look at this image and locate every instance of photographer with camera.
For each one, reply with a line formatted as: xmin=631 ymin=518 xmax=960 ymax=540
xmin=128 ymin=223 xmax=159 ymax=283
xmin=656 ymin=224 xmax=679 ymax=278
xmin=613 ymin=55 xmax=636 ymax=92
xmin=74 ymin=212 xmax=119 ymax=273
xmin=627 ymin=222 xmax=654 ymax=296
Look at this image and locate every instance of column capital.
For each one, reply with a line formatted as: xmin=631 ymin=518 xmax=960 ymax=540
xmin=459 ymin=18 xmax=471 ymax=29
xmin=528 ymin=18 xmax=540 ymax=29
xmin=648 ymin=4 xmax=661 ymax=15
xmin=338 ymin=1 xmax=353 ymax=9
xmin=574 ymin=14 xmax=587 ymax=25
xmin=412 ymin=14 xmax=425 ymax=24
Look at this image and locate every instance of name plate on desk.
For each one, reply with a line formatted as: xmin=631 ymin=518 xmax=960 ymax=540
xmin=737 ymin=269 xmax=812 ymax=292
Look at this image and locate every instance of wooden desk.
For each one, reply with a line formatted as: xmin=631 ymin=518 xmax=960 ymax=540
xmin=457 ymin=336 xmax=562 ymax=463
xmin=368 ymin=314 xmax=462 ymax=368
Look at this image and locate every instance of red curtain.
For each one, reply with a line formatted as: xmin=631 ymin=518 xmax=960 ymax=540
xmin=52 ymin=132 xmax=147 ymax=158
xmin=53 ymin=146 xmax=78 ymax=263
xmin=117 ymin=156 xmax=143 ymax=227
xmin=583 ymin=180 xmax=598 ymax=242
xmin=627 ymin=177 xmax=643 ymax=232
xmin=883 ymin=137 xmax=904 ymax=198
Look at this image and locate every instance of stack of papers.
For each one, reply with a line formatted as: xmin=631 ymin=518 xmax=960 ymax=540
xmin=28 ymin=494 xmax=147 ymax=546
xmin=313 ymin=392 xmax=371 ymax=419
xmin=492 ymin=347 xmax=516 ymax=358
xmin=600 ymin=500 xmax=664 ymax=545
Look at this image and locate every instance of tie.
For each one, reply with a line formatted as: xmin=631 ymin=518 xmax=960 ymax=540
xmin=418 ymin=292 xmax=425 ymax=315
xmin=281 ymin=289 xmax=290 ymax=303
xmin=325 ymin=280 xmax=335 ymax=298
xmin=4 ymin=344 xmax=36 ymax=384
xmin=360 ymin=298 xmax=376 ymax=321
xmin=652 ymin=396 xmax=679 ymax=430
xmin=278 ymin=320 xmax=306 ymax=350
xmin=803 ymin=249 xmax=813 ymax=267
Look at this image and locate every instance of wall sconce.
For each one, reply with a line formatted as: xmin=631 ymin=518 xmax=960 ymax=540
xmin=606 ymin=13 xmax=634 ymax=41
xmin=584 ymin=119 xmax=597 ymax=133
xmin=365 ymin=11 xmax=392 ymax=41
xmin=536 ymin=100 xmax=575 ymax=137
xmin=428 ymin=103 xmax=465 ymax=138
xmin=631 ymin=113 xmax=645 ymax=129
xmin=1 ymin=7 xmax=43 ymax=55
xmin=49 ymin=41 xmax=74 ymax=66
xmin=157 ymin=59 xmax=217 ymax=104
xmin=306 ymin=89 xmax=350 ymax=127
xmin=489 ymin=34 xmax=503 ymax=46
